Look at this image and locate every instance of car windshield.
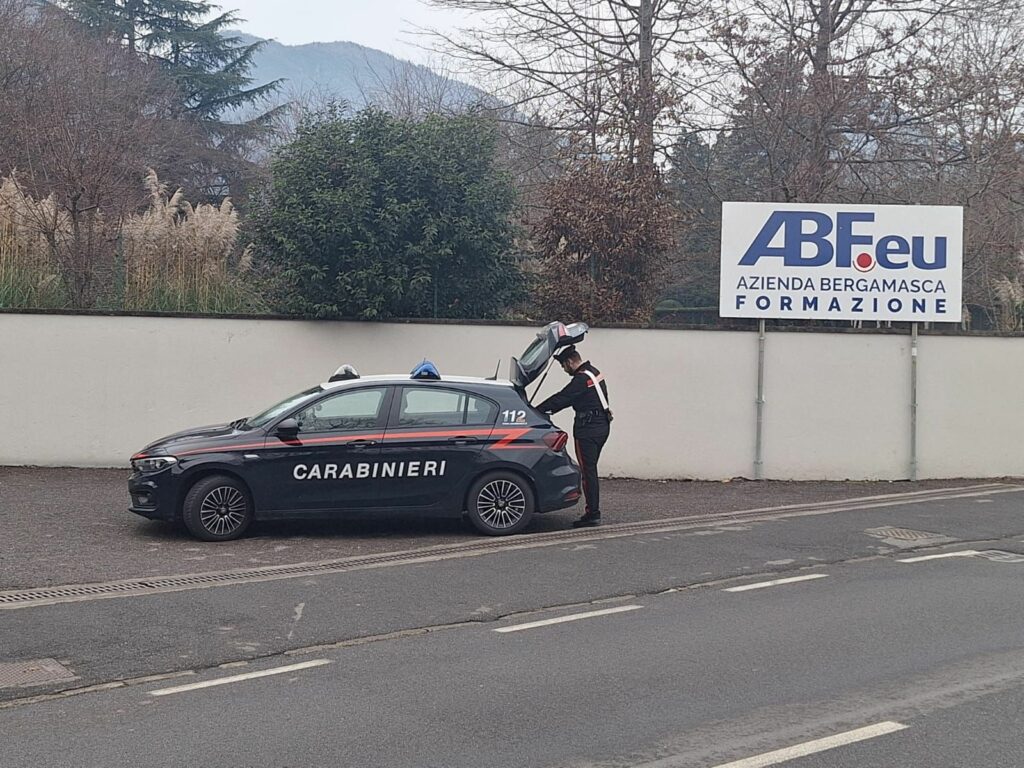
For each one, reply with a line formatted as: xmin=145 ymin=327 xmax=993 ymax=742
xmin=246 ymin=386 xmax=323 ymax=429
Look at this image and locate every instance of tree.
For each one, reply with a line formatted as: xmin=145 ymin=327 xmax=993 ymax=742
xmin=694 ymin=0 xmax=1020 ymax=202
xmin=62 ymin=0 xmax=281 ymax=203
xmin=0 ymin=1 xmax=183 ymax=306
xmin=431 ymin=1 xmax=693 ymax=323
xmin=431 ymin=0 xmax=703 ymax=173
xmin=253 ymin=108 xmax=523 ymax=320
xmin=532 ymin=155 xmax=677 ymax=323
xmin=686 ymin=0 xmax=1024 ymax=323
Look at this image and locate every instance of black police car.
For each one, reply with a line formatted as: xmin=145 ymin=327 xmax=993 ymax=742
xmin=129 ymin=322 xmax=589 ymax=541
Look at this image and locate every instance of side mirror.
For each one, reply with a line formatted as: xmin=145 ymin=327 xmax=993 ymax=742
xmin=275 ymin=418 xmax=299 ymax=439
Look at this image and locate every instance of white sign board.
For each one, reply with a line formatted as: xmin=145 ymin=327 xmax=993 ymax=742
xmin=720 ymin=202 xmax=963 ymax=322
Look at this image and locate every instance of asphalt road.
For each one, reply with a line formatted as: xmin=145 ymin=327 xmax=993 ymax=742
xmin=0 ymin=466 xmax=983 ymax=587
xmin=2 ymin=481 xmax=1024 ymax=767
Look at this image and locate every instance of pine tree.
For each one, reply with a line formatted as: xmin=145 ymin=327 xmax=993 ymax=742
xmin=62 ymin=0 xmax=282 ymax=201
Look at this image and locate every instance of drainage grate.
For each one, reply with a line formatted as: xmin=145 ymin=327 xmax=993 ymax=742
xmin=865 ymin=526 xmax=952 ymax=543
xmin=0 ymin=659 xmax=76 ymax=689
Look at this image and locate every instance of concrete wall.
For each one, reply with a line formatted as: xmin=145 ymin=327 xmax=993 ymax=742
xmin=1 ymin=312 xmax=1021 ymax=479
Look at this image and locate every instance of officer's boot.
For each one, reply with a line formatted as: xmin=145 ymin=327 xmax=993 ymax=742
xmin=572 ymin=512 xmax=601 ymax=528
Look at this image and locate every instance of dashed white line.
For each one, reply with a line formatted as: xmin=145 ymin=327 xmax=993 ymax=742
xmin=898 ymin=550 xmax=979 ymax=563
xmin=148 ymin=659 xmax=331 ymax=696
xmin=494 ymin=605 xmax=642 ymax=633
xmin=723 ymin=574 xmax=829 ymax=593
xmin=711 ymin=721 xmax=908 ymax=767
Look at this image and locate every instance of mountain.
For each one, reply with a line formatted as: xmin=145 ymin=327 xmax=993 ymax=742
xmin=234 ymin=32 xmax=485 ymax=112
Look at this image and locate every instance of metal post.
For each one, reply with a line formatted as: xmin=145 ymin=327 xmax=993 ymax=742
xmin=755 ymin=319 xmax=766 ymax=480
xmin=910 ymin=322 xmax=919 ymax=481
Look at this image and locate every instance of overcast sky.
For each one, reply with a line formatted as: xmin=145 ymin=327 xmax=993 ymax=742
xmin=224 ymin=0 xmax=472 ymax=62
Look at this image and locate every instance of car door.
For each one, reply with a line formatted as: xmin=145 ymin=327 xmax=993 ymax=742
xmin=258 ymin=386 xmax=392 ymax=513
xmin=377 ymin=386 xmax=499 ymax=510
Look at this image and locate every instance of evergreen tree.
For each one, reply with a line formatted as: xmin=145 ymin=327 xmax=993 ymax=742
xmin=62 ymin=0 xmax=281 ymax=201
xmin=253 ymin=109 xmax=523 ymax=320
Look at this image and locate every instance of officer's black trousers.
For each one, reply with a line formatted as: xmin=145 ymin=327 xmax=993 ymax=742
xmin=574 ymin=424 xmax=610 ymax=516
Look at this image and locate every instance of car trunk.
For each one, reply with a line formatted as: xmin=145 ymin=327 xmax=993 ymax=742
xmin=510 ymin=321 xmax=589 ymax=390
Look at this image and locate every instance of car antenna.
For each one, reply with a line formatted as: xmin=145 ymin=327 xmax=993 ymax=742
xmin=529 ymin=358 xmax=555 ymax=404
xmin=486 ymin=359 xmax=500 ymax=381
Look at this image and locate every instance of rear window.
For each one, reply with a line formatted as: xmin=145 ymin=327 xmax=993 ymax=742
xmin=519 ymin=337 xmax=550 ymax=369
xmin=397 ymin=388 xmax=498 ymax=428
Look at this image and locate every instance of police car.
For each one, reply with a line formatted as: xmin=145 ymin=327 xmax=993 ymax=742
xmin=129 ymin=322 xmax=588 ymax=541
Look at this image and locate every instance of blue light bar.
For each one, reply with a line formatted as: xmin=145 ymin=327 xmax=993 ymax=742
xmin=411 ymin=360 xmax=441 ymax=380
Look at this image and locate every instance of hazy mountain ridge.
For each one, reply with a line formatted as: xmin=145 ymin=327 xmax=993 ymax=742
xmin=235 ymin=32 xmax=483 ymax=110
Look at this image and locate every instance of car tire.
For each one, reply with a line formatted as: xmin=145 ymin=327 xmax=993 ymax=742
xmin=182 ymin=474 xmax=254 ymax=542
xmin=466 ymin=472 xmax=535 ymax=536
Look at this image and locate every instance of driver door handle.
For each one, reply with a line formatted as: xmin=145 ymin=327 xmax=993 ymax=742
xmin=350 ymin=439 xmax=378 ymax=450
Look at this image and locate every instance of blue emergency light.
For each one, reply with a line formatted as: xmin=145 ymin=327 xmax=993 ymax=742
xmin=410 ymin=360 xmax=441 ymax=380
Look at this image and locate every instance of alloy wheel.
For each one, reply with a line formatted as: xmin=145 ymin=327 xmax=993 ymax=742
xmin=477 ymin=479 xmax=527 ymax=530
xmin=199 ymin=486 xmax=248 ymax=537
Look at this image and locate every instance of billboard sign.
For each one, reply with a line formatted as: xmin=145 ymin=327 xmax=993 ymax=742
xmin=720 ymin=202 xmax=963 ymax=322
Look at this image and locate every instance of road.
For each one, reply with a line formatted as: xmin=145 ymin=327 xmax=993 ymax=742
xmin=2 ymin=482 xmax=1023 ymax=767
xmin=0 ymin=466 xmax=980 ymax=587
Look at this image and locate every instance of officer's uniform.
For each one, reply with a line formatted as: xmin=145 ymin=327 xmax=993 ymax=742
xmin=537 ymin=351 xmax=611 ymax=527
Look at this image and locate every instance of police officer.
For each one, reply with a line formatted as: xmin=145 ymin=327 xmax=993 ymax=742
xmin=537 ymin=346 xmax=611 ymax=528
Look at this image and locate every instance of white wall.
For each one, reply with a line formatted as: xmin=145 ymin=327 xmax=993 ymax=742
xmin=1 ymin=312 xmax=1020 ymax=479
xmin=762 ymin=333 xmax=911 ymax=480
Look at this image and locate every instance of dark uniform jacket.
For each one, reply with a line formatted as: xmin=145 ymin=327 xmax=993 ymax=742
xmin=537 ymin=362 xmax=610 ymax=434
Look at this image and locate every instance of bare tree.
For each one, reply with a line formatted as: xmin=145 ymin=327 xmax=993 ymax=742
xmin=430 ymin=0 xmax=706 ymax=174
xmin=356 ymin=56 xmax=484 ymax=118
xmin=0 ymin=3 xmax=181 ymax=306
xmin=662 ymin=0 xmax=1024 ymax=322
xmin=694 ymin=0 xmax=1020 ymax=201
xmin=901 ymin=7 xmax=1024 ymax=325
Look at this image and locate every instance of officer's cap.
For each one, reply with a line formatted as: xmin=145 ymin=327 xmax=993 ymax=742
xmin=554 ymin=345 xmax=579 ymax=364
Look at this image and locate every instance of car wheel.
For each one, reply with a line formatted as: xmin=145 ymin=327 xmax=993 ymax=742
xmin=182 ymin=475 xmax=254 ymax=542
xmin=467 ymin=472 xmax=535 ymax=536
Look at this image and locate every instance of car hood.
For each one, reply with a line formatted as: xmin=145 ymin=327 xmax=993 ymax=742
xmin=134 ymin=423 xmax=255 ymax=459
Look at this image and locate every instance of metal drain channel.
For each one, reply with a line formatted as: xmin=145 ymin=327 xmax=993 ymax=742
xmin=1 ymin=483 xmax=1018 ymax=610
xmin=0 ymin=521 xmax=716 ymax=608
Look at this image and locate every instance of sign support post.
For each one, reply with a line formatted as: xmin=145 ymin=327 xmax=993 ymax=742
xmin=910 ymin=322 xmax=919 ymax=481
xmin=755 ymin=319 xmax=766 ymax=480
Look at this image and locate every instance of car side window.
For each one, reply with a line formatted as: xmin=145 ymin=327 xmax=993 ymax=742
xmin=293 ymin=388 xmax=386 ymax=434
xmin=397 ymin=388 xmax=498 ymax=428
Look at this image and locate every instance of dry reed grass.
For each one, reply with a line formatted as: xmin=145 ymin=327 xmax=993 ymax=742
xmin=0 ymin=170 xmax=264 ymax=313
xmin=0 ymin=176 xmax=67 ymax=308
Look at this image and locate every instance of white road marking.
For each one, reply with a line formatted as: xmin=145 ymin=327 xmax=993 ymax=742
xmin=711 ymin=721 xmax=908 ymax=767
xmin=724 ymin=574 xmax=829 ymax=592
xmin=148 ymin=659 xmax=330 ymax=696
xmin=287 ymin=602 xmax=306 ymax=640
xmin=494 ymin=605 xmax=642 ymax=633
xmin=898 ymin=550 xmax=979 ymax=563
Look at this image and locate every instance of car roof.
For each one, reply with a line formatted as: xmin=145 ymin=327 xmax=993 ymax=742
xmin=320 ymin=374 xmax=516 ymax=392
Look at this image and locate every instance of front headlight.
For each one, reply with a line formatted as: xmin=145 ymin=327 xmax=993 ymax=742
xmin=132 ymin=456 xmax=178 ymax=473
